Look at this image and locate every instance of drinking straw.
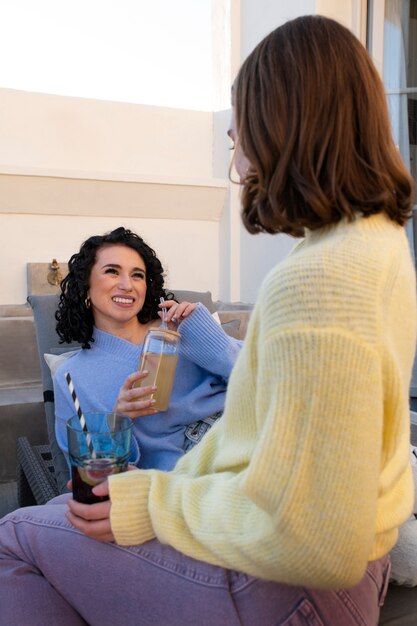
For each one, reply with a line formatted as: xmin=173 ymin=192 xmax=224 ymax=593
xmin=160 ymin=296 xmax=168 ymax=329
xmin=65 ymin=371 xmax=96 ymax=457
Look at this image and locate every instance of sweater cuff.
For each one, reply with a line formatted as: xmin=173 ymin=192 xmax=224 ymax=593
xmin=178 ymin=303 xmax=238 ymax=367
xmin=108 ymin=469 xmax=155 ymax=546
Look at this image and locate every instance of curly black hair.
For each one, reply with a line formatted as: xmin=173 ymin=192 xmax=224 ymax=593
xmin=56 ymin=227 xmax=174 ymax=348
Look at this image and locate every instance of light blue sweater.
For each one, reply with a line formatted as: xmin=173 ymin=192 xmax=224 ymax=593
xmin=53 ymin=304 xmax=242 ymax=471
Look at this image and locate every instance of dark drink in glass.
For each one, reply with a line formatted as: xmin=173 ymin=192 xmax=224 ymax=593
xmin=71 ymin=456 xmax=127 ymax=504
xmin=67 ymin=412 xmax=133 ymax=505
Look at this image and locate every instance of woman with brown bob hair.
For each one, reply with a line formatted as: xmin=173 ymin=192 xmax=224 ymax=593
xmin=1 ymin=15 xmax=416 ymax=626
xmin=234 ymin=17 xmax=412 ymax=236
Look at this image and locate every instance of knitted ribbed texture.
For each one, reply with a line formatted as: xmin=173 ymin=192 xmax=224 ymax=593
xmin=109 ymin=213 xmax=417 ymax=588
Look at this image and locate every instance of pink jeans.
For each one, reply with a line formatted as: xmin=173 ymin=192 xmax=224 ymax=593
xmin=0 ymin=498 xmax=391 ymax=626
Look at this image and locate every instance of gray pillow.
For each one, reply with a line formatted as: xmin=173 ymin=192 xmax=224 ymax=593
xmin=221 ymin=319 xmax=241 ymax=339
xmin=44 ymin=350 xmax=80 ymax=377
xmin=171 ymin=290 xmax=216 ymax=313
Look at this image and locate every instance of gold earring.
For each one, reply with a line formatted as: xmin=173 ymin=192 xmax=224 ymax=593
xmin=84 ymin=296 xmax=91 ymax=309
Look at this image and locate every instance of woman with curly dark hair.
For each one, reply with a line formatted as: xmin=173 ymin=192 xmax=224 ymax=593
xmin=52 ymin=226 xmax=242 ymax=472
xmin=56 ymin=226 xmax=173 ymax=349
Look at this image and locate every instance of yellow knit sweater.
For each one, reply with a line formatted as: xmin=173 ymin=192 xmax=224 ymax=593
xmin=109 ymin=213 xmax=417 ymax=589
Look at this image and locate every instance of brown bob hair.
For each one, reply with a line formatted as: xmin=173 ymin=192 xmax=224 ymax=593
xmin=233 ymin=15 xmax=414 ymax=237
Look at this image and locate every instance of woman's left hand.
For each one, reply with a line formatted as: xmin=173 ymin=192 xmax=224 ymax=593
xmin=159 ymin=300 xmax=197 ymax=325
xmin=66 ymin=480 xmax=114 ymax=542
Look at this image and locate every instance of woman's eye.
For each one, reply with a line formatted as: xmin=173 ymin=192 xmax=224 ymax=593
xmin=133 ymin=272 xmax=145 ymax=280
xmin=104 ymin=268 xmax=117 ymax=274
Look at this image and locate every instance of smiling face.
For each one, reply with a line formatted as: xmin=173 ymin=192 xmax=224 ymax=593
xmin=87 ymin=244 xmax=147 ymax=334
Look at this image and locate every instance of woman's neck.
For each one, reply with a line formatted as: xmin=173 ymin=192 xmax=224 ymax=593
xmin=95 ymin=318 xmax=157 ymax=345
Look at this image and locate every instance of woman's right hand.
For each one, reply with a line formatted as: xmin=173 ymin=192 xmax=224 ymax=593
xmin=113 ymin=371 xmax=158 ymax=419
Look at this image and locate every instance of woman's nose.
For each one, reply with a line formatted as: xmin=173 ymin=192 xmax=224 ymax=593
xmin=118 ymin=274 xmax=133 ymax=291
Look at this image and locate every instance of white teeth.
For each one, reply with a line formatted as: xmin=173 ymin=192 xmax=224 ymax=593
xmin=113 ymin=297 xmax=133 ymax=304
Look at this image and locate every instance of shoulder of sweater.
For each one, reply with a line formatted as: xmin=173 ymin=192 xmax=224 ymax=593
xmin=55 ymin=329 xmax=144 ymax=377
xmin=263 ymin=215 xmax=406 ymax=293
xmin=255 ymin=215 xmax=409 ymax=339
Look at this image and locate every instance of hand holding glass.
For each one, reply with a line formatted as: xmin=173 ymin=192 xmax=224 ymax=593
xmin=133 ymin=328 xmax=180 ymax=411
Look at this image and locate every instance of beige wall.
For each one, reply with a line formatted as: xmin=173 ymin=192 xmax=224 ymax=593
xmin=0 ymin=89 xmax=227 ymax=305
xmin=0 ymin=214 xmax=219 ymax=305
xmin=0 ymin=89 xmax=214 ymax=177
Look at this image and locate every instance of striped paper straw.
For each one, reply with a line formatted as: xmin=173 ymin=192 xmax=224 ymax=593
xmin=65 ymin=372 xmax=96 ymax=457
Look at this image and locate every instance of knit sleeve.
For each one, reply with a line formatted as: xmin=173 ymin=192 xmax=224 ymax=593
xmin=177 ymin=303 xmax=242 ymax=379
xmin=109 ymin=328 xmax=386 ymax=588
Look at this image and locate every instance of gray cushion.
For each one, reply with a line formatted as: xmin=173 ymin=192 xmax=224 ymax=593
xmin=27 ymin=294 xmax=80 ymax=492
xmin=220 ymin=319 xmax=241 ymax=339
xmin=171 ymin=290 xmax=216 ymax=313
xmin=215 ymin=300 xmax=254 ymax=311
xmin=218 ymin=310 xmax=252 ymax=340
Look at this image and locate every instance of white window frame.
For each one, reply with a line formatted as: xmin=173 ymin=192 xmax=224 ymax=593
xmin=367 ymin=0 xmax=417 ymax=261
